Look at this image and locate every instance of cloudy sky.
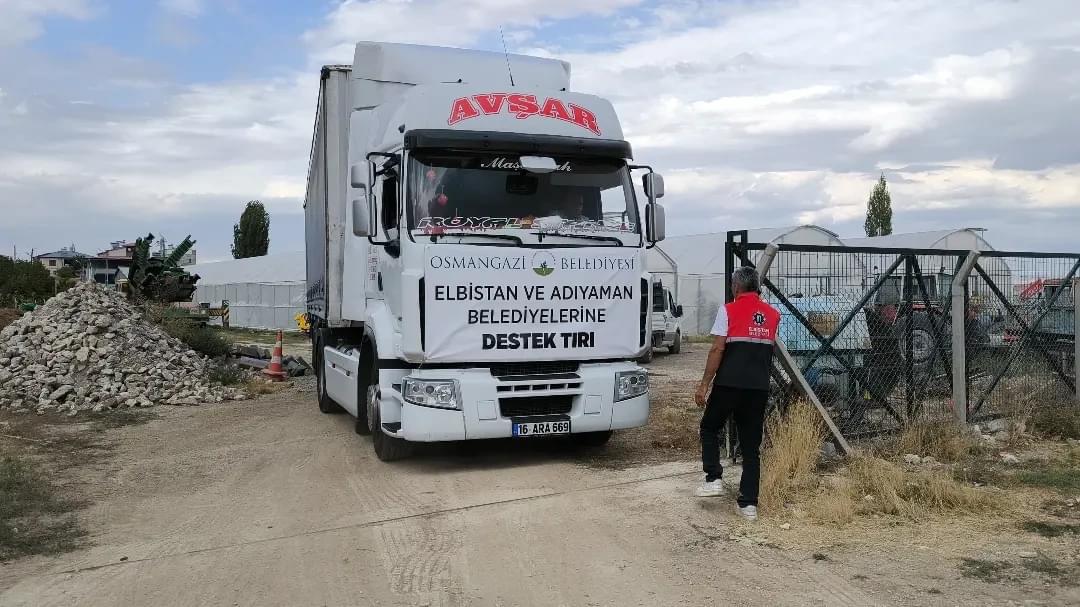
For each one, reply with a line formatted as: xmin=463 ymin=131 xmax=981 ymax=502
xmin=1 ymin=0 xmax=1078 ymax=262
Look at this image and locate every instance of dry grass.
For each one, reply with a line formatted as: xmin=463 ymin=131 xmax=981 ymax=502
xmin=847 ymin=457 xmax=998 ymax=519
xmin=757 ymin=401 xmax=1001 ymax=523
xmin=1028 ymin=404 xmax=1080 ymax=440
xmin=887 ymin=419 xmax=982 ymax=463
xmin=244 ymin=378 xmax=289 ymax=396
xmin=0 ymin=456 xmax=84 ymax=560
xmin=760 ymin=400 xmax=825 ymax=510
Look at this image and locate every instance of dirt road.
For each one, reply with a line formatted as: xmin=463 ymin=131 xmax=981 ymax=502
xmin=3 ymin=349 xmax=1077 ymax=606
xmin=1 ymin=376 xmax=883 ymax=607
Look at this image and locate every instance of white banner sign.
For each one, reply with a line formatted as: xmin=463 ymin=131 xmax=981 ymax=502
xmin=423 ymin=246 xmax=641 ymax=362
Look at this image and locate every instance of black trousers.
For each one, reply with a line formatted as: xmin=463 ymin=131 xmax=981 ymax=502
xmin=700 ymin=385 xmax=768 ymax=507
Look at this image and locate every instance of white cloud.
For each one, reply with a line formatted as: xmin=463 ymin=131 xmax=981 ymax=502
xmin=303 ymin=0 xmax=642 ymax=63
xmin=159 ymin=0 xmax=204 ymax=17
xmin=0 ymin=0 xmax=94 ymax=45
xmin=3 ymin=0 xmax=1080 ymax=258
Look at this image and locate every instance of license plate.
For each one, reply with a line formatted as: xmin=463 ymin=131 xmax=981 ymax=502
xmin=512 ymin=419 xmax=571 ymax=437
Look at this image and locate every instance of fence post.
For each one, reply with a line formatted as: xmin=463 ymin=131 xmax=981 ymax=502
xmin=1074 ymin=277 xmax=1079 ymax=403
xmin=951 ymin=251 xmax=980 ymax=424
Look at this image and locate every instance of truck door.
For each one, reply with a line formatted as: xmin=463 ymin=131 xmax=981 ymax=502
xmin=372 ymin=166 xmax=403 ymax=318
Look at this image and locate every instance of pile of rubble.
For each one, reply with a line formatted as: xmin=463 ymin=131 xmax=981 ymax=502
xmin=0 ymin=282 xmax=244 ymax=415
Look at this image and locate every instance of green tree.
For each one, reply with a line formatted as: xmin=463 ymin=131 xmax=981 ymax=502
xmin=54 ymin=265 xmax=79 ymax=292
xmin=0 ymin=256 xmax=55 ymax=305
xmin=232 ymin=200 xmax=270 ymax=258
xmin=864 ymin=174 xmax=894 ymax=237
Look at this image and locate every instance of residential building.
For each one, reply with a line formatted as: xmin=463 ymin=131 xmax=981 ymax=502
xmin=34 ymin=246 xmax=90 ymax=277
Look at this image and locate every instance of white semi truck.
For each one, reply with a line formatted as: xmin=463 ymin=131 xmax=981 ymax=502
xmin=305 ymin=42 xmax=667 ymax=460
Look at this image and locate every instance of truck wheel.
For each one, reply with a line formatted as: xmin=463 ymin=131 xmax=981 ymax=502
xmin=895 ymin=314 xmax=947 ymax=367
xmin=354 ymin=382 xmax=375 ymax=434
xmin=668 ymin=331 xmax=682 ymax=354
xmin=371 ymin=402 xmax=413 ymax=461
xmin=315 ymin=336 xmax=342 ymax=414
xmin=577 ymin=431 xmax=612 ymax=447
xmin=638 ymin=347 xmax=654 ymax=364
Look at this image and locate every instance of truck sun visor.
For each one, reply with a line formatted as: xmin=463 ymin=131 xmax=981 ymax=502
xmin=404 ymin=129 xmax=633 ymax=159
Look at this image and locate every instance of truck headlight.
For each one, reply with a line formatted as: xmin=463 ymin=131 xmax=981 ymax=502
xmin=615 ymin=370 xmax=649 ymax=402
xmin=401 ymin=378 xmax=461 ymax=410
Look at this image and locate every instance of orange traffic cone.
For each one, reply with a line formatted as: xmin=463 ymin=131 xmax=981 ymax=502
xmin=262 ymin=329 xmax=288 ymax=382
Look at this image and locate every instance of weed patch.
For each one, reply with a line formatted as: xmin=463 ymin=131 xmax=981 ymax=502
xmin=1028 ymin=405 xmax=1080 ymax=440
xmin=0 ymin=456 xmax=83 ymax=560
xmin=760 ymin=400 xmax=824 ymax=511
xmin=1020 ymin=520 xmax=1080 ymax=538
xmin=208 ymin=363 xmax=247 ymax=386
xmin=959 ymin=558 xmax=1013 ymax=583
xmin=86 ymin=409 xmax=158 ymax=432
xmin=888 ymin=420 xmax=982 ymax=463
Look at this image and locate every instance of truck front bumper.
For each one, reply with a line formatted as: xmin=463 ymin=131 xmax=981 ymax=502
xmin=391 ymin=362 xmax=649 ymax=442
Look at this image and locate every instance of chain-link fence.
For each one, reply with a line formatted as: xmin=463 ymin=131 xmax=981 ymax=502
xmin=966 ymin=253 xmax=1078 ymax=421
xmin=724 ymin=232 xmax=1078 ymax=443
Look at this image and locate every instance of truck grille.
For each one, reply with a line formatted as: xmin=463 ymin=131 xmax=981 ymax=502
xmin=491 ymin=361 xmax=579 ymax=378
xmin=500 ymin=395 xmax=573 ymax=418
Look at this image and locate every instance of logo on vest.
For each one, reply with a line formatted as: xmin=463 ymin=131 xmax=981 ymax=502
xmin=753 ymin=311 xmax=766 ymax=326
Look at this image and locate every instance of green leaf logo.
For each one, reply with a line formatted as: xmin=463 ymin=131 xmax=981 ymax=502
xmin=531 ymin=252 xmax=557 ymax=277
xmin=533 ymin=262 xmax=554 ymax=276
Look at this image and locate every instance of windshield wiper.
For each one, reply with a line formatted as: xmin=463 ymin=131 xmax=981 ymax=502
xmin=530 ymin=232 xmax=624 ymax=246
xmin=429 ymin=232 xmax=523 ymax=246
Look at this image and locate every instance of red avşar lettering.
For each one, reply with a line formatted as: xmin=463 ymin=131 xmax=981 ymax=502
xmin=448 ymin=97 xmax=480 ymax=125
xmin=473 ymin=93 xmax=507 ymax=114
xmin=540 ymin=98 xmax=572 ymax=121
xmin=570 ymin=104 xmax=601 ymax=135
xmin=507 ymin=93 xmax=540 ymax=118
xmin=447 ymin=93 xmax=602 ymax=136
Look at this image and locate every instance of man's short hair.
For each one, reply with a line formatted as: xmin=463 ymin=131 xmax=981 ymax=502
xmin=731 ymin=266 xmax=761 ymax=294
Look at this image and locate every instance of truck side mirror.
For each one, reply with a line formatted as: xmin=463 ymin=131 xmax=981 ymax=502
xmin=646 ymin=202 xmax=666 ymax=243
xmin=643 ymin=173 xmax=665 ymax=199
xmin=352 ymin=186 xmax=371 ymax=236
xmin=675 ymin=305 xmax=684 ymax=318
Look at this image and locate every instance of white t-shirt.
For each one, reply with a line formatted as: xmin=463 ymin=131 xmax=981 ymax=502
xmin=710 ymin=305 xmax=729 ymax=337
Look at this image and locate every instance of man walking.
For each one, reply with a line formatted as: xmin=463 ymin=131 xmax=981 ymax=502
xmin=694 ymin=267 xmax=780 ymax=520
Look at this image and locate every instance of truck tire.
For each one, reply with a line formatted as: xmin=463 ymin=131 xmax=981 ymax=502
xmin=577 ymin=430 xmax=612 ymax=447
xmin=894 ymin=314 xmax=950 ymax=385
xmin=315 ymin=335 xmax=342 ymax=414
xmin=367 ymin=354 xmax=412 ymax=461
xmin=372 ymin=403 xmax=414 ymax=461
xmin=668 ymin=331 xmax=682 ymax=354
xmin=354 ymin=347 xmax=373 ymax=435
xmin=638 ymin=347 xmax=654 ymax=364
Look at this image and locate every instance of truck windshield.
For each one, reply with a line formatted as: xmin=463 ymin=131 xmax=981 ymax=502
xmin=407 ymin=152 xmax=640 ymax=244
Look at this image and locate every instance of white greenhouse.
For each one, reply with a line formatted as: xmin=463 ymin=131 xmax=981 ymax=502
xmin=185 ymin=252 xmax=306 ymax=331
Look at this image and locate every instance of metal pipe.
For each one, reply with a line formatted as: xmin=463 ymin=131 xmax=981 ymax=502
xmin=757 ymin=243 xmax=780 ymax=278
xmin=951 ymin=251 xmax=980 ymax=424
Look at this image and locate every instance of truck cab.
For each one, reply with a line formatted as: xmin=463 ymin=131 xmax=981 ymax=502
xmin=305 ymin=42 xmax=666 ymax=460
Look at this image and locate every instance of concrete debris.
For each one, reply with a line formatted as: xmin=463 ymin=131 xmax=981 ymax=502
xmin=0 ymin=282 xmax=243 ymax=415
xmin=820 ymin=442 xmax=838 ymax=459
xmin=229 ymin=344 xmax=311 ymax=377
xmin=903 ymin=454 xmax=922 ymax=466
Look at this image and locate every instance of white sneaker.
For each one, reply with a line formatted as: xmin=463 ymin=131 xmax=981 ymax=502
xmin=737 ymin=504 xmax=758 ymax=520
xmin=695 ymin=479 xmax=726 ymax=497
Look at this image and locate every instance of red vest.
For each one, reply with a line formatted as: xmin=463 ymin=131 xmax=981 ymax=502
xmin=715 ymin=293 xmax=780 ymax=391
